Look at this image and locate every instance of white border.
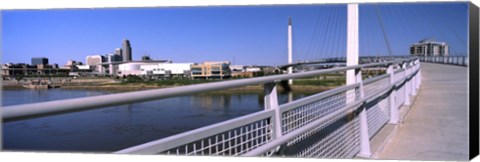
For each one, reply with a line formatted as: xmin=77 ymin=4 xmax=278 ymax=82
xmin=0 ymin=0 xmax=469 ymax=10
xmin=0 ymin=1 xmax=478 ymax=162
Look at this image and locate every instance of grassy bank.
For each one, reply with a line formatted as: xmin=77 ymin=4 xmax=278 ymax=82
xmin=57 ymin=77 xmax=344 ymax=94
xmin=59 ymin=84 xmax=336 ymax=94
xmin=3 ymin=75 xmax=345 ymax=94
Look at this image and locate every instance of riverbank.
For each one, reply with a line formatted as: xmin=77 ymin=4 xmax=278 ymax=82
xmin=3 ymin=82 xmax=338 ymax=94
xmin=59 ymin=83 xmax=337 ymax=93
xmin=2 ymin=76 xmax=346 ymax=94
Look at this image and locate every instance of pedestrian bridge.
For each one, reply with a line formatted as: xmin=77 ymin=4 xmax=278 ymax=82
xmin=1 ymin=57 xmax=469 ymax=160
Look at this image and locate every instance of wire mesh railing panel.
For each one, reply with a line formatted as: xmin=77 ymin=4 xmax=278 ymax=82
xmin=395 ymin=84 xmax=405 ymax=109
xmin=394 ymin=70 xmax=405 ymax=83
xmin=163 ymin=118 xmax=274 ymax=156
xmin=366 ymin=93 xmax=390 ymax=139
xmin=364 ymin=77 xmax=390 ymax=95
xmin=281 ymin=109 xmax=360 ymax=158
xmin=281 ymin=87 xmax=360 ymax=144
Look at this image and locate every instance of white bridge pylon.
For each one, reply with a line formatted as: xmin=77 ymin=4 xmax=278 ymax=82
xmin=346 ymin=3 xmax=372 ymax=158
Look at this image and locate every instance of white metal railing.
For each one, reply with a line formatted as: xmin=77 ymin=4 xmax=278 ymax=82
xmin=419 ymin=56 xmax=468 ymax=66
xmin=2 ymin=58 xmax=421 ymax=158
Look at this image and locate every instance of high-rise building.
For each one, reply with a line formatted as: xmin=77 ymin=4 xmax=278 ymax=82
xmin=122 ymin=39 xmax=132 ymax=62
xmin=106 ymin=53 xmax=122 ymax=75
xmin=410 ymin=39 xmax=449 ymax=56
xmin=107 ymin=53 xmax=122 ymax=63
xmin=115 ymin=48 xmax=122 ymax=57
xmin=31 ymin=57 xmax=49 ymax=65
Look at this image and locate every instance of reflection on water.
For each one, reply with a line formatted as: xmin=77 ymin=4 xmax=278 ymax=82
xmin=2 ymin=89 xmax=310 ymax=152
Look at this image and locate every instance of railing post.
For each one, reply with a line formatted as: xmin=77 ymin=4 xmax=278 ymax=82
xmin=264 ymin=83 xmax=282 ymax=140
xmin=411 ymin=61 xmax=417 ymax=96
xmin=387 ymin=64 xmax=399 ymax=124
xmin=405 ymin=62 xmax=410 ymax=96
xmin=418 ymin=63 xmax=422 ymax=88
xmin=356 ymin=67 xmax=371 ymax=158
xmin=403 ymin=62 xmax=411 ymax=106
xmin=415 ymin=60 xmax=420 ymax=90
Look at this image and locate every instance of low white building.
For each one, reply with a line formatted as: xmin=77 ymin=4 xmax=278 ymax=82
xmin=245 ymin=67 xmax=261 ymax=72
xmin=230 ymin=65 xmax=245 ymax=72
xmin=76 ymin=65 xmax=93 ymax=70
xmin=140 ymin=63 xmax=193 ymax=76
xmin=118 ymin=62 xmax=192 ymax=77
xmin=118 ymin=62 xmax=155 ymax=76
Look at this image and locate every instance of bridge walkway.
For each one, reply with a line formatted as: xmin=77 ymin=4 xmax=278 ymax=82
xmin=377 ymin=63 xmax=469 ymax=161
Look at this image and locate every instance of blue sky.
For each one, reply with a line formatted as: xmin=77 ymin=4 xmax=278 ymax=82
xmin=2 ymin=2 xmax=468 ymax=66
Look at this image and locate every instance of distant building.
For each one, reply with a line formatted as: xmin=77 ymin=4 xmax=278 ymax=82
xmin=230 ymin=65 xmax=246 ymax=78
xmin=1 ymin=63 xmax=37 ymax=77
xmin=122 ymin=39 xmax=132 ymax=62
xmin=141 ymin=55 xmax=152 ymax=61
xmin=86 ymin=55 xmax=106 ymax=74
xmin=410 ymin=39 xmax=449 ymax=56
xmin=31 ymin=57 xmax=48 ymax=65
xmin=35 ymin=64 xmax=55 ymax=75
xmin=105 ymin=53 xmax=123 ymax=75
xmin=115 ymin=48 xmax=123 ymax=57
xmin=118 ymin=62 xmax=153 ymax=76
xmin=140 ymin=63 xmax=193 ymax=78
xmin=191 ymin=61 xmax=231 ymax=79
xmin=76 ymin=65 xmax=93 ymax=71
xmin=245 ymin=67 xmax=262 ymax=72
xmin=106 ymin=53 xmax=122 ymax=63
xmin=66 ymin=60 xmax=81 ymax=66
xmin=67 ymin=60 xmax=75 ymax=66
xmin=117 ymin=61 xmax=170 ymax=76
xmin=71 ymin=65 xmax=94 ymax=77
xmin=86 ymin=55 xmax=105 ymax=65
xmin=230 ymin=65 xmax=245 ymax=72
xmin=63 ymin=59 xmax=82 ymax=71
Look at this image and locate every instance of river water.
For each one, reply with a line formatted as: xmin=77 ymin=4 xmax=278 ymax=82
xmin=2 ymin=88 xmax=312 ymax=153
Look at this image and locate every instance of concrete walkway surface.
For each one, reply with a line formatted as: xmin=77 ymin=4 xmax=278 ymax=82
xmin=378 ymin=63 xmax=469 ymax=161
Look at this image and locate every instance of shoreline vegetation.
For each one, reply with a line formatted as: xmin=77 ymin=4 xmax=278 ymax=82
xmin=2 ymin=76 xmax=346 ymax=93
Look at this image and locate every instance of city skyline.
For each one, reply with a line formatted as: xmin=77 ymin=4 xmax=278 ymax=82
xmin=2 ymin=2 xmax=468 ymax=66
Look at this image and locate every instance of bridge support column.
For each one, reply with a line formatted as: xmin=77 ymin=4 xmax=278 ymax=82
xmin=403 ymin=63 xmax=411 ymax=106
xmin=288 ymin=17 xmax=293 ymax=85
xmin=346 ymin=3 xmax=371 ymax=158
xmin=387 ymin=64 xmax=399 ymax=124
xmin=263 ymin=83 xmax=282 ymax=140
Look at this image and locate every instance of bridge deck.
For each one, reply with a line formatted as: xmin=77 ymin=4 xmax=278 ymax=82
xmin=377 ymin=63 xmax=469 ymax=161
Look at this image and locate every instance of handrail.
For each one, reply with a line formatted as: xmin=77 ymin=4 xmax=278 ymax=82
xmin=242 ymin=99 xmax=365 ymax=156
xmin=115 ymin=109 xmax=276 ymax=154
xmin=363 ymin=73 xmax=389 ymax=85
xmin=114 ymin=59 xmax=420 ymax=155
xmin=2 ymin=60 xmax=406 ymax=122
xmin=279 ymin=83 xmax=360 ymax=113
xmin=243 ymin=66 xmax=421 ymax=156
